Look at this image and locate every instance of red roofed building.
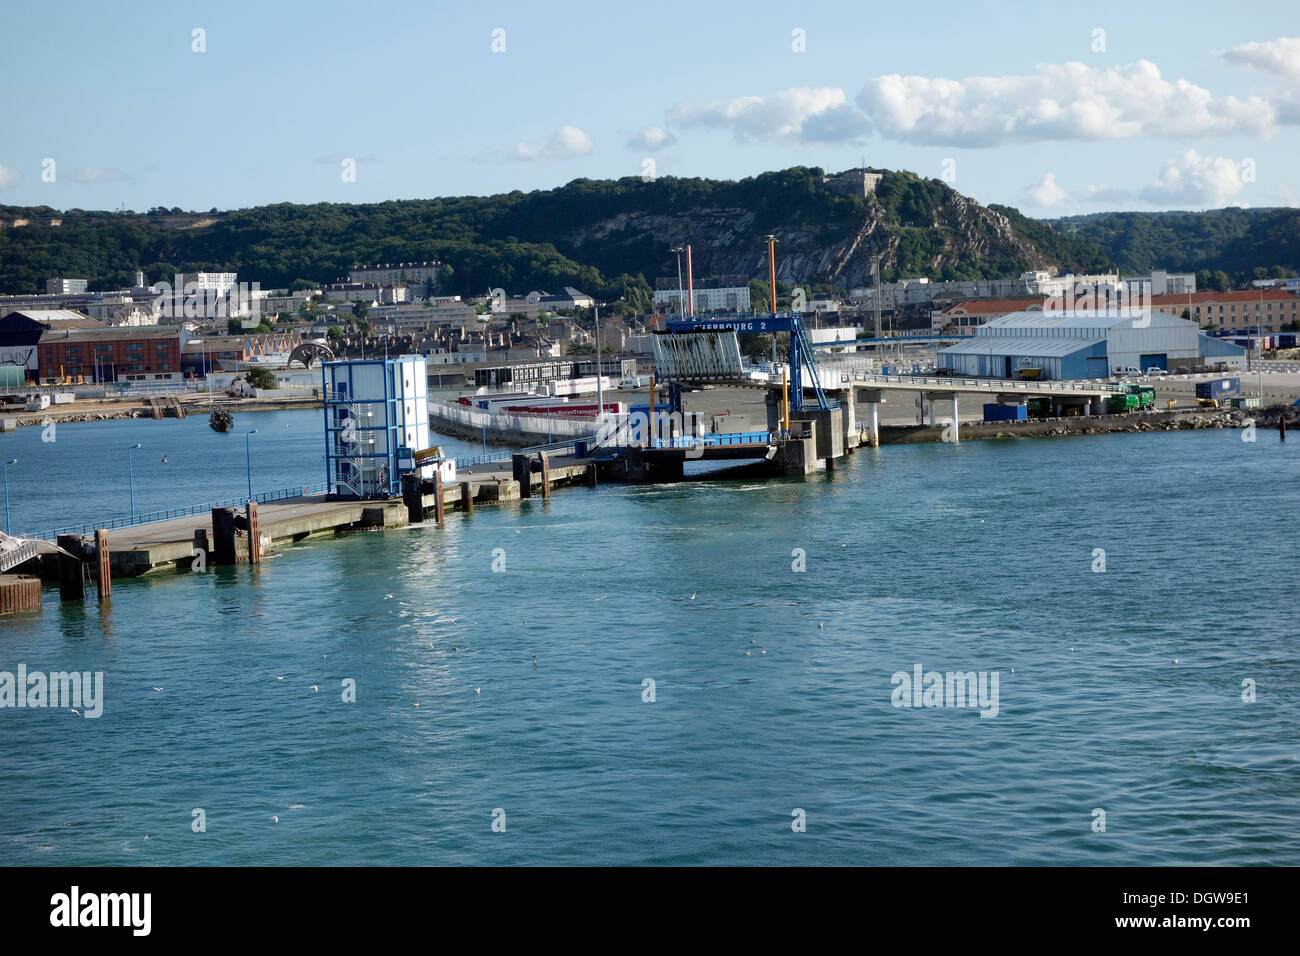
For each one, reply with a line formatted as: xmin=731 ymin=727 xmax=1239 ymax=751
xmin=932 ymin=298 xmax=1045 ymax=334
xmin=1149 ymin=289 xmax=1300 ymax=332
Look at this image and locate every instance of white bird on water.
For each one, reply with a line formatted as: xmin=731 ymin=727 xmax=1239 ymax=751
xmin=689 ymin=592 xmax=697 ymax=600
xmin=152 ymin=686 xmax=163 ymax=692
xmin=384 ymin=593 xmax=395 ymax=600
xmin=270 ymin=815 xmax=279 ymax=824
xmin=70 ymin=709 xmax=79 ymax=715
xmin=276 ymin=675 xmax=285 ymax=681
xmin=311 ymin=685 xmax=318 ymax=693
xmin=474 ymin=687 xmax=481 ymax=694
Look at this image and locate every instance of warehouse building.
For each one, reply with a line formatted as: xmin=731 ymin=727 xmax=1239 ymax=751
xmin=937 ymin=310 xmax=1247 ymax=380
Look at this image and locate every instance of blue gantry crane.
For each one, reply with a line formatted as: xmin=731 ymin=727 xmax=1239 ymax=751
xmin=662 ymin=311 xmax=833 ymax=414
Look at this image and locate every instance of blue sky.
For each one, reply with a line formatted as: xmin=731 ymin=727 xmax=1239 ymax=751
xmin=1 ymin=0 xmax=1298 ymax=215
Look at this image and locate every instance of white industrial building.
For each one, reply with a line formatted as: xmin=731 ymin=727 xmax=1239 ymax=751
xmin=937 ymin=310 xmax=1247 ymax=380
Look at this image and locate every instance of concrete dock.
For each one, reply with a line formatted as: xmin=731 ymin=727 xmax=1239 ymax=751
xmin=26 ymin=454 xmax=597 ymax=583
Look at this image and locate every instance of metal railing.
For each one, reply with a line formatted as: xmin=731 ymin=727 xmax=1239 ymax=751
xmin=29 ymin=482 xmax=329 ymax=543
xmin=841 ymin=370 xmax=1127 ymax=394
xmin=454 ymin=436 xmax=598 ymax=469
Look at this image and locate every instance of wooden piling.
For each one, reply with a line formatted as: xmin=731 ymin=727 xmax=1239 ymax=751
xmin=193 ymin=529 xmax=209 ymax=569
xmin=211 ymin=507 xmax=237 ymax=565
xmin=1281 ymin=417 xmax=1287 ymax=440
xmin=432 ymin=468 xmax=445 ymax=524
xmin=0 ymin=575 xmax=41 ymax=615
xmin=587 ymin=463 xmax=598 ymax=487
xmin=460 ymin=481 xmax=474 ymax=513
xmin=245 ymin=500 xmax=261 ymax=565
xmin=539 ymin=451 xmax=551 ymax=499
xmin=402 ymin=472 xmax=423 ymax=524
xmin=94 ymin=529 xmax=111 ymax=603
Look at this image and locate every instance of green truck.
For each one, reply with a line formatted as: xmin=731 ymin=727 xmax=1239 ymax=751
xmin=1112 ymin=385 xmax=1154 ymax=413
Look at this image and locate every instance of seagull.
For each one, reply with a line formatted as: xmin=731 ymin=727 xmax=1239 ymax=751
xmin=689 ymin=592 xmax=697 ymax=600
xmin=474 ymin=687 xmax=481 ymax=694
xmin=1171 ymin=658 xmax=1179 ymax=664
xmin=311 ymin=685 xmax=318 ymax=692
xmin=276 ymin=675 xmax=285 ymax=681
xmin=453 ymin=645 xmax=459 ymax=652
xmin=531 ymin=654 xmax=537 ymax=660
xmin=1068 ymin=647 xmax=1075 ymax=653
xmin=818 ymin=623 xmax=824 ymax=629
xmin=152 ymin=686 xmax=163 ymax=692
xmin=1010 ymin=668 xmax=1015 ymax=674
xmin=744 ymin=651 xmax=751 ymax=656
xmin=750 ymin=639 xmax=755 ymax=644
xmin=594 ymin=595 xmax=606 ymax=602
xmin=144 ymin=835 xmax=149 ymax=841
xmin=160 ymin=455 xmax=168 ymax=463
xmin=760 ymin=649 xmax=767 ymax=655
xmin=384 ymin=593 xmax=394 ymax=600
xmin=414 ymin=702 xmax=420 ymax=708
xmin=270 ymin=815 xmax=279 ymax=824
xmin=515 ymin=530 xmax=521 ymax=534
xmin=70 ymin=708 xmax=79 ymax=715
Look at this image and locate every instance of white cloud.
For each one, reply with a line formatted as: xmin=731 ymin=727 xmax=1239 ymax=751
xmin=626 ymin=125 xmax=677 ymax=151
xmin=665 ymin=87 xmax=867 ymax=143
xmin=856 ymin=61 xmax=1277 ymax=147
xmin=66 ymin=167 xmax=126 ymax=183
xmin=1217 ymin=37 xmax=1300 ymax=82
xmin=508 ymin=125 xmax=593 ymax=162
xmin=1026 ymin=173 xmax=1069 ymax=208
xmin=1139 ymin=150 xmax=1248 ymax=208
xmin=0 ymin=164 xmax=21 ymax=189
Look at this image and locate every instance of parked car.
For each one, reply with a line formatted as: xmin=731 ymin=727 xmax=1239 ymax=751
xmin=1113 ymin=367 xmax=1141 ymax=377
xmin=1144 ymin=367 xmax=1168 ymax=376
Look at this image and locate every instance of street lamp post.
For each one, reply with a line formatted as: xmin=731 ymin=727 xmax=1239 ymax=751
xmin=3 ymin=459 xmax=16 ymax=535
xmin=245 ymin=429 xmax=259 ymax=500
xmin=126 ymin=443 xmax=141 ymax=521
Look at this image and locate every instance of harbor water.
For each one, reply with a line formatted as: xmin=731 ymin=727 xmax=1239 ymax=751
xmin=2 ymin=410 xmax=1298 ymax=865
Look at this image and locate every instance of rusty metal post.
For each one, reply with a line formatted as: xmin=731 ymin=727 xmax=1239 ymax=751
xmin=245 ymin=500 xmax=261 ymax=564
xmin=432 ymin=468 xmax=445 ymax=524
xmin=94 ymin=529 xmax=111 ymax=603
xmin=460 ymin=481 xmax=474 ymax=513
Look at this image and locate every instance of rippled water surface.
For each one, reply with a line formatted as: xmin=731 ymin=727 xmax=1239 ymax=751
xmin=2 ymin=412 xmax=1297 ymax=865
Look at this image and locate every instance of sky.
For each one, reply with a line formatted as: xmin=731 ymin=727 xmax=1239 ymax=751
xmin=1 ymin=0 xmax=1298 ymax=217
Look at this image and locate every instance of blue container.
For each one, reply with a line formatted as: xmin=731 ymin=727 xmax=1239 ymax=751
xmin=1196 ymin=378 xmax=1240 ymax=400
xmin=983 ymin=403 xmax=1027 ymax=421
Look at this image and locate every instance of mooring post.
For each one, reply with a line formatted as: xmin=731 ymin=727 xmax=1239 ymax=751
xmin=193 ymin=529 xmax=209 ymax=569
xmin=402 ymin=472 xmax=423 ymax=524
xmin=513 ymin=453 xmax=532 ymax=499
xmin=245 ymin=500 xmax=261 ymax=565
xmin=56 ymin=534 xmax=85 ymax=601
xmin=211 ymin=507 xmax=237 ymax=565
xmin=94 ymin=529 xmax=111 ymax=603
xmin=1281 ymin=417 xmax=1287 ymax=441
xmin=538 ymin=451 xmax=550 ymax=499
xmin=460 ymin=481 xmax=474 ymax=514
xmin=432 ymin=468 xmax=445 ymax=524
xmin=587 ymin=462 xmax=598 ymax=487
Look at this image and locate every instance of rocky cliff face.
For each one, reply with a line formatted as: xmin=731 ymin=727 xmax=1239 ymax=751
xmin=560 ymin=181 xmax=1062 ymax=289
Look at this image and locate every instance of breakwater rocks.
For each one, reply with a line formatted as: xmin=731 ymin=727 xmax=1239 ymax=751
xmin=10 ymin=407 xmax=149 ymax=426
xmin=1250 ymin=404 xmax=1300 ymax=428
xmin=880 ymin=410 xmax=1249 ymax=444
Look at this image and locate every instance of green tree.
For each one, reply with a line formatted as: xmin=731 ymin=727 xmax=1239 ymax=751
xmin=327 ymin=325 xmax=343 ymax=340
xmin=245 ymin=366 xmax=277 ymax=390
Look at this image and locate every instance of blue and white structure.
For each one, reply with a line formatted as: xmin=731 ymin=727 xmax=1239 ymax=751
xmin=323 ymin=357 xmax=432 ymax=499
xmin=938 ymin=310 xmax=1248 ymax=380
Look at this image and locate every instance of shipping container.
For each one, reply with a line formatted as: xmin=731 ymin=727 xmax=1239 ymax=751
xmin=983 ymin=403 xmax=1027 ymax=421
xmin=1195 ymin=377 xmax=1241 ymax=401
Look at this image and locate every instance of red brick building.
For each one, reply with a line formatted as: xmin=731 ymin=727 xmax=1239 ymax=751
xmin=37 ymin=326 xmax=182 ymax=383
